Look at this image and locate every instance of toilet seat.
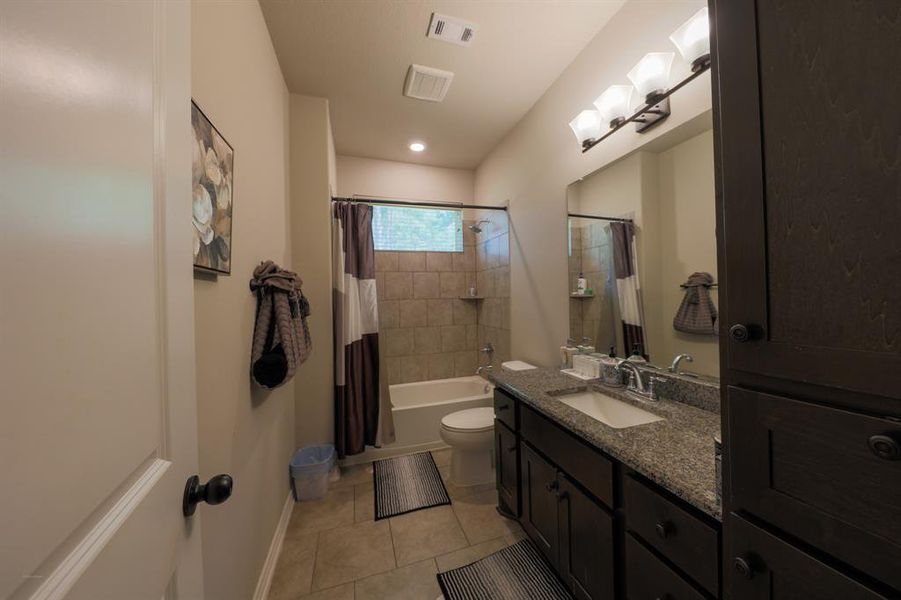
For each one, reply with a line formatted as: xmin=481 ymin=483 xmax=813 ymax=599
xmin=440 ymin=407 xmax=494 ymax=433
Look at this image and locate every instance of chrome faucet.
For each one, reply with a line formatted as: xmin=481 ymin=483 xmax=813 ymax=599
xmin=669 ymin=353 xmax=694 ymax=374
xmin=477 ymin=342 xmax=495 ymax=377
xmin=616 ymin=361 xmax=663 ymax=401
xmin=476 ymin=364 xmax=493 ymax=376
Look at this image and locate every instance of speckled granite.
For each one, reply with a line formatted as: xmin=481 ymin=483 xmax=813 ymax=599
xmin=489 ymin=368 xmax=722 ymax=520
xmin=638 ymin=368 xmax=721 ymax=414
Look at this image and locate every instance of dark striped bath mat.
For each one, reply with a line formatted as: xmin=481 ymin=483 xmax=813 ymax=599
xmin=373 ymin=452 xmax=451 ymax=520
xmin=437 ymin=539 xmax=574 ymax=600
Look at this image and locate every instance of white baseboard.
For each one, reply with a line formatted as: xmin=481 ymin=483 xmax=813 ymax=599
xmin=253 ymin=492 xmax=294 ymax=600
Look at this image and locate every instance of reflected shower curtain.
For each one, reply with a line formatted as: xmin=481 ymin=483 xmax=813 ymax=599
xmin=332 ymin=201 xmax=394 ymax=458
xmin=610 ymin=222 xmax=648 ymax=359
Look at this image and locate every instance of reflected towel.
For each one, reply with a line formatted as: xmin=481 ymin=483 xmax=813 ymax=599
xmin=673 ymin=272 xmax=717 ymax=335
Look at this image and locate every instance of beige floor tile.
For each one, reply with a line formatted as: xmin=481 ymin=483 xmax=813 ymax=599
xmin=267 ymin=533 xmax=318 ymax=600
xmin=389 ymin=506 xmax=469 ymax=566
xmin=286 ymin=487 xmax=354 ymax=536
xmin=303 ymin=583 xmax=354 ymax=600
xmin=312 ymin=520 xmax=396 ymax=590
xmin=438 ymin=464 xmax=495 ymax=500
xmin=452 ymin=489 xmax=521 ymax=545
xmin=430 ymin=448 xmax=451 ymax=467
xmin=435 ymin=536 xmax=510 ymax=572
xmin=355 ymin=559 xmax=441 ymax=600
xmin=354 ymin=481 xmax=374 ymax=523
xmin=332 ymin=463 xmax=374 ymax=489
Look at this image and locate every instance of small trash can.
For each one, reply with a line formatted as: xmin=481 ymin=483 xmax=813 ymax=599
xmin=290 ymin=444 xmax=336 ymax=501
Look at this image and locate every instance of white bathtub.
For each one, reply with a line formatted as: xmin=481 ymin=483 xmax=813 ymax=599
xmin=341 ymin=375 xmax=494 ymax=465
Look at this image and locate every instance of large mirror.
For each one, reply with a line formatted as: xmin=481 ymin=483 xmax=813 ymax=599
xmin=566 ymin=118 xmax=718 ymax=378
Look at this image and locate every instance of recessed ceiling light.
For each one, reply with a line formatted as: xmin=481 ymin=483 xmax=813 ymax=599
xmin=409 ymin=142 xmax=426 ymax=152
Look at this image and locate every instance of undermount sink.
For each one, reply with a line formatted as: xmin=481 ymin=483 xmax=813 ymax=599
xmin=556 ymin=390 xmax=663 ymax=429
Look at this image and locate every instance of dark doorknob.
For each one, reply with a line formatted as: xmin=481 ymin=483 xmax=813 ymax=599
xmin=729 ymin=324 xmax=751 ymax=342
xmin=868 ymin=434 xmax=901 ymax=460
xmin=183 ymin=474 xmax=233 ymax=517
xmin=733 ymin=556 xmax=755 ymax=580
xmin=655 ymin=521 xmax=673 ymax=539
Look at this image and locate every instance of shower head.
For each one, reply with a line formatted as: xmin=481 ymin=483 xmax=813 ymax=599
xmin=469 ymin=220 xmax=490 ymax=234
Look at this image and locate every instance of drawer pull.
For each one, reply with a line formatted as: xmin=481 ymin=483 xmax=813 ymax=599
xmin=545 ymin=480 xmax=559 ymax=493
xmin=496 ymin=404 xmax=510 ymax=411
xmin=868 ymin=434 xmax=901 ymax=460
xmin=733 ymin=556 xmax=755 ymax=580
xmin=655 ymin=521 xmax=673 ymax=540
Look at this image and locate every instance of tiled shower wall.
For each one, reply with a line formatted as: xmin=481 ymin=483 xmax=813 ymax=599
xmin=568 ymin=222 xmax=617 ymax=354
xmin=375 ymin=216 xmax=511 ymax=385
xmin=475 ymin=215 xmax=511 ymax=370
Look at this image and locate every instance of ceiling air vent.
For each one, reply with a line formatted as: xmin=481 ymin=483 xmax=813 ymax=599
xmin=403 ymin=64 xmax=454 ymax=103
xmin=427 ymin=13 xmax=477 ymax=47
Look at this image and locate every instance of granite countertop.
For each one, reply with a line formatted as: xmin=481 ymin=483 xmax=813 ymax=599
xmin=489 ymin=367 xmax=722 ymax=520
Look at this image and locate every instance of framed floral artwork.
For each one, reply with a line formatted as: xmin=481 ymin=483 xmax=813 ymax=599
xmin=192 ymin=100 xmax=234 ymax=274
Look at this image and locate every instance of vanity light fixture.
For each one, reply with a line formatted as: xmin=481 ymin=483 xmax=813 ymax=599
xmin=670 ymin=7 xmax=711 ymax=72
xmin=627 ymin=52 xmax=675 ymax=103
xmin=409 ymin=141 xmax=426 ymax=152
xmin=568 ymin=110 xmax=603 ymax=150
xmin=593 ymin=85 xmax=634 ymax=129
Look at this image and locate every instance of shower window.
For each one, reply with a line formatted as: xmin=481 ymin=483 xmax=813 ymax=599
xmin=371 ymin=205 xmax=464 ymax=252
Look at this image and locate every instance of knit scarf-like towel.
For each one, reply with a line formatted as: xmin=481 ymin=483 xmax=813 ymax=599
xmin=673 ymin=272 xmax=718 ymax=335
xmin=249 ymin=261 xmax=312 ymax=388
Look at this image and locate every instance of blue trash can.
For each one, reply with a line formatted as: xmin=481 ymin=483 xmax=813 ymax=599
xmin=289 ymin=444 xmax=336 ymax=501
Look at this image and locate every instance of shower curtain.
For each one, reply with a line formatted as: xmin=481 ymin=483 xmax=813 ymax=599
xmin=610 ymin=222 xmax=648 ymax=359
xmin=332 ymin=200 xmax=394 ymax=458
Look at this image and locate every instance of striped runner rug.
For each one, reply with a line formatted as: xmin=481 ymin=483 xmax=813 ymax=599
xmin=373 ymin=452 xmax=451 ymax=520
xmin=437 ymin=539 xmax=574 ymax=600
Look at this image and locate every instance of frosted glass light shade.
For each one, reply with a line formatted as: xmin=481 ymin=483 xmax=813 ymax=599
xmin=627 ymin=52 xmax=675 ymax=102
xmin=568 ymin=110 xmax=602 ymax=146
xmin=593 ymin=85 xmax=634 ymax=128
xmin=670 ymin=7 xmax=710 ymax=70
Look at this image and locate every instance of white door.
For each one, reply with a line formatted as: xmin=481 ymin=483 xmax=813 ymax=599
xmin=1 ymin=2 xmax=205 ymax=599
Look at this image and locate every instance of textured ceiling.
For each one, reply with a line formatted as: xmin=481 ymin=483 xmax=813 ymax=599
xmin=260 ymin=0 xmax=625 ymax=169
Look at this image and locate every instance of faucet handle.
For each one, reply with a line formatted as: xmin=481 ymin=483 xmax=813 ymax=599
xmin=480 ymin=342 xmax=494 ymax=355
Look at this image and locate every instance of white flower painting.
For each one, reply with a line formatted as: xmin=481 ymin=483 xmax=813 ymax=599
xmin=192 ymin=101 xmax=234 ymax=274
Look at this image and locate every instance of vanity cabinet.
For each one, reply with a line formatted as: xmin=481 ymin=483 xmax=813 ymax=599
xmin=494 ymin=420 xmax=520 ymax=518
xmin=519 ymin=442 xmax=561 ymax=566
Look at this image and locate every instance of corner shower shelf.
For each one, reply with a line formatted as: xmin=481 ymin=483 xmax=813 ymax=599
xmin=459 ymin=296 xmax=484 ymax=301
xmin=570 ymin=293 xmax=595 ymax=298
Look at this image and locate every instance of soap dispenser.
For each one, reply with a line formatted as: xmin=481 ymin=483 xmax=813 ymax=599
xmin=576 ymin=272 xmax=587 ymax=295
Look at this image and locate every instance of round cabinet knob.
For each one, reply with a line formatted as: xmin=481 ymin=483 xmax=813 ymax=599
xmin=183 ymin=473 xmax=234 ymax=517
xmin=655 ymin=521 xmax=673 ymax=539
xmin=733 ymin=556 xmax=755 ymax=580
xmin=868 ymin=434 xmax=901 ymax=460
xmin=729 ymin=324 xmax=751 ymax=342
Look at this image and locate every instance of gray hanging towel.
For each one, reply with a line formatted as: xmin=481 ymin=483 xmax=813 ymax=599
xmin=249 ymin=260 xmax=312 ymax=388
xmin=673 ymin=272 xmax=718 ymax=335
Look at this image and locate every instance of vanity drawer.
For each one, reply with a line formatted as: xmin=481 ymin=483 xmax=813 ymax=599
xmin=493 ymin=388 xmax=518 ymax=430
xmin=520 ymin=404 xmax=613 ymax=507
xmin=625 ymin=534 xmax=707 ymax=600
xmin=624 ymin=475 xmax=719 ymax=594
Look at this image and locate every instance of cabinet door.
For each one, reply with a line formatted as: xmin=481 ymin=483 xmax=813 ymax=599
xmin=727 ymin=514 xmax=889 ymax=600
xmin=520 ymin=442 xmax=559 ymax=568
xmin=712 ymin=0 xmax=901 ymax=398
xmin=558 ymin=475 xmax=615 ymax=600
xmin=495 ymin=419 xmax=520 ymax=517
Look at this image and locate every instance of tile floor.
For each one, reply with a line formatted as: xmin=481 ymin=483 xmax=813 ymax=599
xmin=268 ymin=449 xmax=526 ymax=600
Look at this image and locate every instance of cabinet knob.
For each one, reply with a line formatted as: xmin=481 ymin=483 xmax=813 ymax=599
xmin=655 ymin=521 xmax=673 ymax=539
xmin=733 ymin=556 xmax=755 ymax=580
xmin=729 ymin=324 xmax=751 ymax=342
xmin=496 ymin=404 xmax=510 ymax=411
xmin=545 ymin=480 xmax=559 ymax=493
xmin=868 ymin=434 xmax=901 ymax=460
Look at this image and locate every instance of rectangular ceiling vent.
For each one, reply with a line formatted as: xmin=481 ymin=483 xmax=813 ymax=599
xmin=404 ymin=64 xmax=454 ymax=103
xmin=427 ymin=13 xmax=477 ymax=47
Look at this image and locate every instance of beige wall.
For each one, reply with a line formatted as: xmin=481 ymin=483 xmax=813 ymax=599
xmin=191 ymin=2 xmax=294 ymax=599
xmin=474 ymin=0 xmax=709 ymax=367
xmin=290 ymin=94 xmax=337 ymax=448
xmin=336 ymin=155 xmax=474 ymax=203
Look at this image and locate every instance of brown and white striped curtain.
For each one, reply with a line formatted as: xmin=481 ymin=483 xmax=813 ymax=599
xmin=332 ymin=201 xmax=394 ymax=458
xmin=610 ymin=222 xmax=648 ymax=359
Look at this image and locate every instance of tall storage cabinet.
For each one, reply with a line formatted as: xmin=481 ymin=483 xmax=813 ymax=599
xmin=711 ymin=0 xmax=901 ymax=597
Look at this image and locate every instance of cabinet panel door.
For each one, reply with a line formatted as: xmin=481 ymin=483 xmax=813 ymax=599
xmin=495 ymin=419 xmax=520 ymax=517
xmin=519 ymin=442 xmax=559 ymax=568
xmin=729 ymin=386 xmax=901 ymax=589
xmin=625 ymin=535 xmax=706 ymax=600
xmin=727 ymin=514 xmax=888 ymax=600
xmin=558 ymin=475 xmax=615 ymax=600
xmin=712 ymin=0 xmax=901 ymax=397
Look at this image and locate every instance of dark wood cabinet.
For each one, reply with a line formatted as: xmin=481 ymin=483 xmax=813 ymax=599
xmin=625 ymin=534 xmax=707 ymax=600
xmin=558 ymin=474 xmax=615 ymax=600
xmin=712 ymin=0 xmax=901 ymax=400
xmin=519 ymin=441 xmax=560 ymax=568
xmin=495 ymin=419 xmax=519 ymax=517
xmin=727 ymin=514 xmax=889 ymax=600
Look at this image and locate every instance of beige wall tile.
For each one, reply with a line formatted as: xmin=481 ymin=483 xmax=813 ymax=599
xmin=398 ymin=299 xmax=428 ymax=327
xmin=425 ymin=252 xmax=453 ymax=272
xmin=396 ymin=251 xmax=426 ymax=271
xmin=440 ymin=272 xmax=465 ymax=298
xmin=384 ymin=328 xmax=413 ymax=357
xmin=413 ymin=327 xmax=441 ymax=354
xmin=453 ymin=351 xmax=477 ymax=377
xmin=399 ymin=354 xmax=428 ymax=383
xmin=386 ymin=357 xmax=403 ymax=385
xmin=384 ymin=272 xmax=412 ymax=299
xmin=375 ymin=251 xmax=398 ymax=272
xmin=440 ymin=325 xmax=467 ymax=352
xmin=378 ymin=300 xmax=399 ymax=329
xmin=427 ymin=354 xmax=454 ymax=380
xmin=452 ymin=247 xmax=475 ymax=272
xmin=412 ymin=272 xmax=439 ymax=299
xmin=452 ymin=299 xmax=477 ymax=325
xmin=466 ymin=324 xmax=479 ymax=348
xmin=427 ymin=299 xmax=453 ymax=326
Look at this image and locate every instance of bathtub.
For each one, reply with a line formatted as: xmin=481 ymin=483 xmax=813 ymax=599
xmin=341 ymin=375 xmax=494 ymax=465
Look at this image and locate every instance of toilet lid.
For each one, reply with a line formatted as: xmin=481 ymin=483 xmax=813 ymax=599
xmin=441 ymin=407 xmax=495 ymax=432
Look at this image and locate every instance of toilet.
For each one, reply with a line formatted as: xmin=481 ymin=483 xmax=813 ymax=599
xmin=439 ymin=407 xmax=496 ymax=487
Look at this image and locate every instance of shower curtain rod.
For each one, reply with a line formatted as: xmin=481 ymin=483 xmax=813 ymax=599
xmin=568 ymin=212 xmax=633 ymax=223
xmin=333 ymin=194 xmax=508 ymax=212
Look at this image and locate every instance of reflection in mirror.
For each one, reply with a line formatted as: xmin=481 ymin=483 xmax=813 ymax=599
xmin=566 ymin=122 xmax=718 ymax=378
